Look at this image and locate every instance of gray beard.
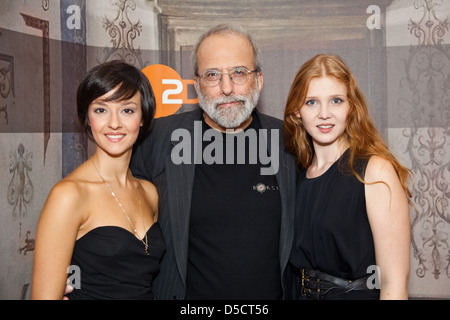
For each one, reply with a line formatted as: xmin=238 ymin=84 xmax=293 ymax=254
xmin=197 ymin=84 xmax=260 ymax=129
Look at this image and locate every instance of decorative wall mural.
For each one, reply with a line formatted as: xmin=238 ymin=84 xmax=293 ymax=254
xmin=2 ymin=0 xmax=450 ymax=300
xmin=20 ymin=283 xmax=30 ymax=300
xmin=42 ymin=0 xmax=50 ymax=11
xmin=61 ymin=0 xmax=88 ymax=178
xmin=400 ymin=0 xmax=450 ymax=280
xmin=20 ymin=13 xmax=50 ymax=164
xmin=102 ymin=0 xmax=146 ymax=68
xmin=7 ymin=143 xmax=34 ymax=220
xmin=18 ymin=231 xmax=35 ymax=256
xmin=0 ymin=53 xmax=14 ymax=126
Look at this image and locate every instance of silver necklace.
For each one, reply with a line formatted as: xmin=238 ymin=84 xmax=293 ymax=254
xmin=91 ymin=158 xmax=149 ymax=255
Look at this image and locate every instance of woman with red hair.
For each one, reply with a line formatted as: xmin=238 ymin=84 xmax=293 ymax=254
xmin=284 ymin=54 xmax=412 ymax=300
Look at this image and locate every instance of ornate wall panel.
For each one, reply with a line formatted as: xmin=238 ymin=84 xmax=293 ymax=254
xmin=156 ymin=0 xmax=390 ymax=126
xmin=386 ymin=0 xmax=450 ymax=298
xmin=60 ymin=0 xmax=87 ymax=177
xmin=0 ymin=53 xmax=14 ymax=127
xmin=0 ymin=1 xmax=62 ymax=299
xmin=0 ymin=0 xmax=449 ymax=299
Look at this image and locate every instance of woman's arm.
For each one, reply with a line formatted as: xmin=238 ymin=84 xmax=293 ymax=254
xmin=365 ymin=156 xmax=411 ymax=300
xmin=31 ymin=181 xmax=82 ymax=300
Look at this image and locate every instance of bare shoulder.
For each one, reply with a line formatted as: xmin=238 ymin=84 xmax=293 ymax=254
xmin=365 ymin=155 xmax=398 ymax=183
xmin=46 ymin=179 xmax=83 ymax=208
xmin=364 ymin=155 xmax=407 ymax=209
xmin=41 ymin=165 xmax=92 ymax=222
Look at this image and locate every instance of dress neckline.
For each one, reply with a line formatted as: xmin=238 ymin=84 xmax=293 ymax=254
xmin=76 ymin=222 xmax=159 ymax=242
xmin=304 ymin=149 xmax=349 ymax=181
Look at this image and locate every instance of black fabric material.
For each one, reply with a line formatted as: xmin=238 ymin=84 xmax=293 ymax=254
xmin=67 ymin=222 xmax=165 ymax=300
xmin=186 ymin=114 xmax=282 ymax=300
xmin=130 ymin=109 xmax=297 ymax=300
xmin=289 ymin=150 xmax=379 ymax=300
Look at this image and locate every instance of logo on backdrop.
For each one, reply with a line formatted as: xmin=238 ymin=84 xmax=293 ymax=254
xmin=142 ymin=64 xmax=198 ymax=118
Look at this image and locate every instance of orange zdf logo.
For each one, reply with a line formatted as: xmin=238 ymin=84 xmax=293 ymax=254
xmin=142 ymin=64 xmax=198 ymax=118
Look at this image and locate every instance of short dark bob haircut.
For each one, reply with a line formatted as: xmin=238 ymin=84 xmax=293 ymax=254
xmin=77 ymin=60 xmax=155 ymax=142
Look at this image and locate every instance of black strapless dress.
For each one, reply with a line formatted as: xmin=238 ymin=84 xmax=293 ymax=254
xmin=67 ymin=222 xmax=165 ymax=300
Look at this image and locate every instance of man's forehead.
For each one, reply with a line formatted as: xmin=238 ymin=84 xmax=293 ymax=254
xmin=197 ymin=33 xmax=254 ymax=71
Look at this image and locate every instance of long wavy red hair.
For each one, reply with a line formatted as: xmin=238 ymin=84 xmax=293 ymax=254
xmin=284 ymin=54 xmax=412 ymax=198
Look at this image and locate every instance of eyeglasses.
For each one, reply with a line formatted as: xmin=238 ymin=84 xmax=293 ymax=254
xmin=197 ymin=67 xmax=258 ymax=87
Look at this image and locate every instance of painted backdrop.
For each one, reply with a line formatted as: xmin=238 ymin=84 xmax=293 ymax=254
xmin=0 ymin=0 xmax=449 ymax=299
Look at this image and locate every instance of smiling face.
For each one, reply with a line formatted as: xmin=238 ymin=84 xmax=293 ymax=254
xmin=297 ymin=76 xmax=350 ymax=150
xmin=194 ymin=32 xmax=263 ymax=131
xmin=88 ymin=87 xmax=142 ymax=157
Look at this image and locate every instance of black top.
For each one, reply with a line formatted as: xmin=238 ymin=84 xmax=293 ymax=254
xmin=67 ymin=222 xmax=165 ymax=300
xmin=290 ymin=150 xmax=379 ymax=299
xmin=186 ymin=113 xmax=282 ymax=300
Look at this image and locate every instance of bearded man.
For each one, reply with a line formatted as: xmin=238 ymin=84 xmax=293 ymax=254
xmin=130 ymin=24 xmax=296 ymax=300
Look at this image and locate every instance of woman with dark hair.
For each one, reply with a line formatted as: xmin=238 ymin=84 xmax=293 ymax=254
xmin=32 ymin=60 xmax=165 ymax=299
xmin=284 ymin=54 xmax=412 ymax=300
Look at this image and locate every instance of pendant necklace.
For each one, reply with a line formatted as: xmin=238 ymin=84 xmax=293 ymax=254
xmin=91 ymin=158 xmax=149 ymax=255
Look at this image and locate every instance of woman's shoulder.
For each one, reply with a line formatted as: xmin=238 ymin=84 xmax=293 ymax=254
xmin=365 ymin=155 xmax=397 ymax=183
xmin=47 ymin=164 xmax=95 ymax=206
xmin=50 ymin=177 xmax=81 ymax=198
xmin=39 ymin=172 xmax=92 ymax=230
